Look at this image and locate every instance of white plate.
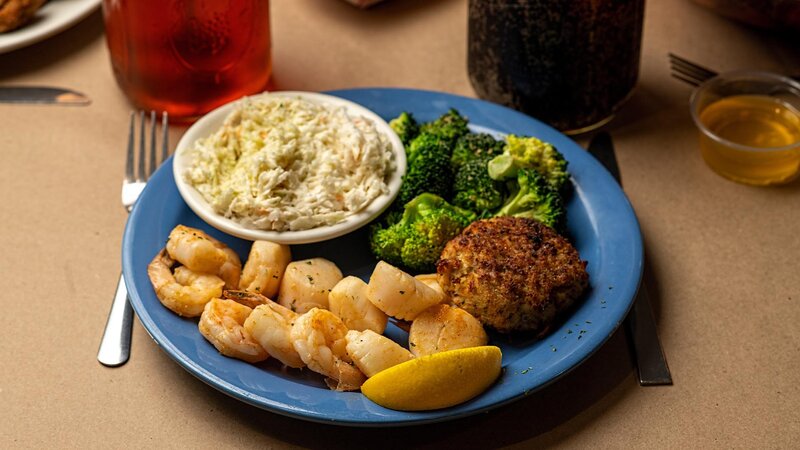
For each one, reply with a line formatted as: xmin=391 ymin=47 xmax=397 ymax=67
xmin=0 ymin=0 xmax=101 ymax=54
xmin=173 ymin=91 xmax=406 ymax=244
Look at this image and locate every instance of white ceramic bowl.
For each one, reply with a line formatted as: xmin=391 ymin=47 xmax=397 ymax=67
xmin=173 ymin=91 xmax=406 ymax=244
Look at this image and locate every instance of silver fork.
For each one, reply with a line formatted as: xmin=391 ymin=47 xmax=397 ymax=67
xmin=669 ymin=52 xmax=800 ymax=86
xmin=668 ymin=53 xmax=719 ymax=86
xmin=97 ymin=111 xmax=169 ymax=367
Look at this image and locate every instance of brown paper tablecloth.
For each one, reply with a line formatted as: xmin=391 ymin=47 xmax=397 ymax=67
xmin=1 ymin=0 xmax=798 ymax=447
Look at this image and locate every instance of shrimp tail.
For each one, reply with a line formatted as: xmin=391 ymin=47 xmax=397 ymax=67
xmin=325 ymin=360 xmax=366 ymax=392
xmin=223 ymin=289 xmax=273 ymax=308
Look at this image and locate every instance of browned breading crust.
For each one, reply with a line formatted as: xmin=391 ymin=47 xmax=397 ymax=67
xmin=0 ymin=0 xmax=45 ymax=33
xmin=436 ymin=216 xmax=588 ymax=334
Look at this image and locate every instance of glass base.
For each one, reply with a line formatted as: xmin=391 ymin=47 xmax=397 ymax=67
xmin=562 ymin=113 xmax=616 ymax=136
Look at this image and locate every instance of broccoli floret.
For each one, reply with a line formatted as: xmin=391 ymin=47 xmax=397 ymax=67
xmin=366 ymin=207 xmax=405 ymax=263
xmin=488 ymin=135 xmax=569 ymax=191
xmin=369 ymin=193 xmax=476 ymax=272
xmin=395 ymin=110 xmax=469 ymax=205
xmin=451 ymin=133 xmax=506 ymax=169
xmin=487 ymin=153 xmax=518 ymax=180
xmin=369 ymin=221 xmax=409 ymax=266
xmin=419 ymin=109 xmax=469 ymax=145
xmin=389 ymin=112 xmax=419 ymax=147
xmin=381 ymin=208 xmax=403 ymax=226
xmin=398 ymin=133 xmax=454 ymax=205
xmin=404 ymin=132 xmax=445 ymax=166
xmin=494 ymin=168 xmax=566 ymax=231
xmin=452 ymin=156 xmax=506 ymax=214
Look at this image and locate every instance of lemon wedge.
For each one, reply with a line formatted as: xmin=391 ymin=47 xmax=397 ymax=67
xmin=361 ymin=345 xmax=502 ymax=411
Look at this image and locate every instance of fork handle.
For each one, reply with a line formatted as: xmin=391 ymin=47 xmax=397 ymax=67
xmin=97 ymin=274 xmax=134 ymax=367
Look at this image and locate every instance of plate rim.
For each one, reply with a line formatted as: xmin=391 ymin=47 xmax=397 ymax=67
xmin=0 ymin=0 xmax=101 ymax=54
xmin=123 ymin=87 xmax=643 ymax=426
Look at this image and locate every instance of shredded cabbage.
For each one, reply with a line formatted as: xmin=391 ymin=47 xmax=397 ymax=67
xmin=183 ymin=96 xmax=394 ymax=231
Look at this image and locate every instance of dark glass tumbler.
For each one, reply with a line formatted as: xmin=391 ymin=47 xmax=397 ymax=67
xmin=468 ymin=0 xmax=645 ymax=134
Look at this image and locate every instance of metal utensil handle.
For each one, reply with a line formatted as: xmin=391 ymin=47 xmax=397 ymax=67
xmin=587 ymin=131 xmax=672 ymax=386
xmin=627 ymin=283 xmax=672 ymax=385
xmin=97 ymin=274 xmax=134 ymax=367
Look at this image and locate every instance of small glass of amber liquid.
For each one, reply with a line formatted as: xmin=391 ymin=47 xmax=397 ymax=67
xmin=690 ymin=71 xmax=800 ymax=186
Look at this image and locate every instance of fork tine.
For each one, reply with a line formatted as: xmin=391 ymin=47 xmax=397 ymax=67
xmin=669 ymin=53 xmax=718 ymax=83
xmin=148 ymin=111 xmax=157 ymax=178
xmin=161 ymin=112 xmax=169 ymax=163
xmin=670 ymin=61 xmax=714 ymax=82
xmin=125 ymin=112 xmax=135 ymax=182
xmin=669 ymin=64 xmax=705 ymax=86
xmin=136 ymin=111 xmax=146 ymax=181
xmin=670 ymin=72 xmax=703 ymax=87
xmin=669 ymin=53 xmax=717 ymax=77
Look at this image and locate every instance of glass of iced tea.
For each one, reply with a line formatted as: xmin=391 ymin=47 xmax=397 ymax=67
xmin=690 ymin=71 xmax=800 ymax=186
xmin=102 ymin=0 xmax=272 ymax=122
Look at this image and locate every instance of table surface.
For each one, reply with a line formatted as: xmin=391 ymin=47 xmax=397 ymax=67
xmin=1 ymin=1 xmax=798 ymax=448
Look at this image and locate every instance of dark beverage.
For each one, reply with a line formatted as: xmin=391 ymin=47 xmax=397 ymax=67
xmin=103 ymin=0 xmax=271 ymax=122
xmin=468 ymin=0 xmax=644 ymax=134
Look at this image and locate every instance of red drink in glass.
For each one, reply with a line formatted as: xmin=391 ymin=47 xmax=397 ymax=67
xmin=103 ymin=0 xmax=271 ymax=122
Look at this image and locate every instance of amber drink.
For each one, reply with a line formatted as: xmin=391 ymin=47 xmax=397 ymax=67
xmin=103 ymin=0 xmax=272 ymax=122
xmin=691 ymin=72 xmax=800 ymax=186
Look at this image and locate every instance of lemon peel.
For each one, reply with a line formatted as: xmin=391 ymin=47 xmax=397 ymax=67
xmin=361 ymin=345 xmax=502 ymax=411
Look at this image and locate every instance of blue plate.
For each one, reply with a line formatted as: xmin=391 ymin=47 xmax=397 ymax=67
xmin=122 ymin=88 xmax=643 ymax=427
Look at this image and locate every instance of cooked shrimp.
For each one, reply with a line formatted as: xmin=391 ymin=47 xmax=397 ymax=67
xmin=408 ymin=304 xmax=488 ymax=357
xmin=147 ymin=249 xmax=225 ymax=317
xmin=222 ymin=289 xmax=272 ymax=309
xmin=329 ymin=276 xmax=388 ymax=334
xmin=279 ymin=258 xmax=343 ymax=313
xmin=239 ymin=240 xmax=291 ymax=298
xmin=290 ymin=308 xmax=366 ymax=391
xmin=198 ymin=298 xmax=269 ymax=363
xmin=166 ymin=225 xmax=226 ymax=272
xmin=345 ymin=329 xmax=414 ymax=377
xmin=366 ymin=261 xmax=444 ymax=321
xmin=217 ymin=246 xmax=242 ymax=289
xmin=165 ymin=225 xmax=241 ymax=288
xmin=227 ymin=291 xmax=305 ymax=369
xmin=414 ymin=273 xmax=449 ymax=303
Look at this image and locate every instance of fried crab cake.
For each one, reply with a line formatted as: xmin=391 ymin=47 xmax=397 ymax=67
xmin=0 ymin=0 xmax=45 ymax=33
xmin=436 ymin=216 xmax=588 ymax=334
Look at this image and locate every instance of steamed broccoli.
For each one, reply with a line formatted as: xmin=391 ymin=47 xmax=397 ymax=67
xmin=452 ymin=156 xmax=506 ymax=214
xmin=368 ymin=223 xmax=406 ymax=267
xmin=369 ymin=193 xmax=476 ymax=272
xmin=419 ymin=109 xmax=469 ymax=145
xmin=451 ymin=133 xmax=506 ymax=169
xmin=494 ymin=168 xmax=566 ymax=231
xmin=393 ymin=110 xmax=471 ymax=206
xmin=389 ymin=112 xmax=419 ymax=147
xmin=487 ymin=153 xmax=518 ymax=180
xmin=398 ymin=133 xmax=454 ymax=205
xmin=488 ymin=135 xmax=569 ymax=191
